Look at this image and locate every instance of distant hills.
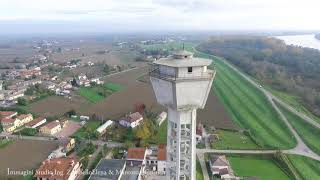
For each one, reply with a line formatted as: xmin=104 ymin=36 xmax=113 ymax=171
xmin=316 ymin=34 xmax=320 ymax=40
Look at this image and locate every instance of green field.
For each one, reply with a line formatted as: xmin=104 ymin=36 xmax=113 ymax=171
xmin=196 ymin=157 xmax=204 ymax=180
xmin=78 ymin=83 xmax=123 ymax=103
xmin=205 ymin=55 xmax=295 ymax=149
xmin=212 ymin=130 xmax=260 ymax=150
xmin=228 ymin=156 xmax=290 ymax=180
xmin=288 ymin=155 xmax=320 ymax=180
xmin=104 ymin=82 xmax=123 ymax=92
xmin=141 ymin=42 xmax=296 ymax=149
xmin=72 ymin=121 xmax=101 ymax=139
xmin=268 ymin=87 xmax=320 ymax=124
xmin=278 ymin=103 xmax=320 ymax=155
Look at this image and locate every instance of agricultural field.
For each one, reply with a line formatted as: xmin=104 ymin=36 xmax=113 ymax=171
xmin=211 ymin=130 xmax=260 ymax=150
xmin=288 ymin=155 xmax=320 ymax=180
xmin=0 ymin=140 xmax=58 ymax=179
xmin=228 ymin=155 xmax=290 ymax=180
xmin=0 ymin=139 xmax=12 ymax=148
xmin=278 ymin=103 xmax=320 ymax=155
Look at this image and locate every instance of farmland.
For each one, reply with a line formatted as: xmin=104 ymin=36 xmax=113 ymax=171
xmin=288 ymin=155 xmax=320 ymax=180
xmin=228 ymin=155 xmax=290 ymax=180
xmin=0 ymin=140 xmax=58 ymax=179
xmin=211 ymin=130 xmax=259 ymax=150
xmin=278 ymin=103 xmax=320 ymax=155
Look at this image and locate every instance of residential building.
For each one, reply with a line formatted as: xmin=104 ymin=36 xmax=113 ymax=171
xmin=39 ymin=120 xmax=62 ymax=136
xmin=19 ymin=69 xmax=41 ymax=79
xmin=96 ymin=120 xmax=113 ymax=135
xmin=35 ymin=157 xmax=81 ymax=180
xmin=146 ymin=145 xmax=167 ymax=174
xmin=75 ymin=73 xmax=90 ymax=87
xmin=119 ymin=112 xmax=143 ymax=128
xmin=209 ymin=155 xmax=237 ymax=179
xmin=88 ymin=159 xmax=126 ymax=180
xmin=0 ymin=111 xmax=17 ymax=119
xmin=5 ymin=90 xmax=24 ymax=101
xmin=16 ymin=114 xmax=33 ymax=124
xmin=125 ymin=148 xmax=147 ymax=180
xmin=90 ymin=78 xmax=103 ymax=85
xmin=25 ymin=117 xmax=47 ymax=128
xmin=1 ymin=118 xmax=19 ymax=133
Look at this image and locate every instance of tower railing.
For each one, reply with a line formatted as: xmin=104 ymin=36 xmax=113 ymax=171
xmin=149 ymin=65 xmax=216 ymax=81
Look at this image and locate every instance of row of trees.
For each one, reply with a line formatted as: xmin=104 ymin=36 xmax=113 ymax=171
xmin=199 ymin=36 xmax=320 ymax=116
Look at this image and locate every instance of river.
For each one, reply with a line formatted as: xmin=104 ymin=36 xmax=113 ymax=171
xmin=275 ymin=34 xmax=320 ymax=50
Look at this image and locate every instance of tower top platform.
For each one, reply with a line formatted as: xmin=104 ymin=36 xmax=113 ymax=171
xmin=153 ymin=50 xmax=212 ymax=68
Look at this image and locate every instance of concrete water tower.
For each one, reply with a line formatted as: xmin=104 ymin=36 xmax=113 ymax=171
xmin=149 ymin=49 xmax=216 ymax=180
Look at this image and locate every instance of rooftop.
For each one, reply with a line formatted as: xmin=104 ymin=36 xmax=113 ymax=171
xmin=0 ymin=111 xmax=17 ymax=118
xmin=127 ymin=148 xmax=146 ymax=160
xmin=153 ymin=50 xmax=211 ymax=67
xmin=88 ymin=159 xmax=126 ymax=180
xmin=25 ymin=117 xmax=46 ymax=127
xmin=35 ymin=157 xmax=79 ymax=179
xmin=41 ymin=120 xmax=61 ymax=130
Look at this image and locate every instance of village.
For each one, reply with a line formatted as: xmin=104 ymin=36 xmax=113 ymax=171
xmin=0 ymin=38 xmax=254 ymax=180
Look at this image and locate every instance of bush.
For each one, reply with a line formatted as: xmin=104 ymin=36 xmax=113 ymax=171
xmin=18 ymin=128 xmax=37 ymax=136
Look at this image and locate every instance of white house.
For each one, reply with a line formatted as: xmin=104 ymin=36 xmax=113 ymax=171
xmin=75 ymin=73 xmax=90 ymax=87
xmin=96 ymin=120 xmax=113 ymax=135
xmin=119 ymin=112 xmax=143 ymax=128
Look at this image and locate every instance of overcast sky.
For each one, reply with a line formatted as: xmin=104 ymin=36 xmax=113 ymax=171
xmin=0 ymin=0 xmax=320 ymax=34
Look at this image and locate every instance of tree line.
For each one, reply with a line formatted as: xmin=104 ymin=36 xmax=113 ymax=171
xmin=199 ymin=36 xmax=320 ymax=116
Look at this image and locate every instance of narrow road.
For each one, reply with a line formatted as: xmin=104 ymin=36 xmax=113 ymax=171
xmin=197 ymin=152 xmax=210 ymax=180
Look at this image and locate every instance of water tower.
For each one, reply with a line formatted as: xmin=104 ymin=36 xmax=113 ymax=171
xmin=149 ymin=50 xmax=216 ymax=180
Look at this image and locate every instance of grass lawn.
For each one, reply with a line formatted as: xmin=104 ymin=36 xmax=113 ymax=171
xmin=155 ymin=120 xmax=168 ymax=145
xmin=196 ymin=157 xmax=204 ymax=180
xmin=212 ymin=130 xmax=260 ymax=150
xmin=78 ymin=82 xmax=123 ymax=103
xmin=228 ymin=156 xmax=290 ymax=180
xmin=288 ymin=155 xmax=320 ymax=180
xmin=72 ymin=121 xmax=101 ymax=139
xmin=104 ymin=82 xmax=123 ymax=92
xmin=267 ymin=87 xmax=320 ymax=124
xmin=78 ymin=87 xmax=106 ymax=103
xmin=278 ymin=103 xmax=320 ymax=155
xmin=141 ymin=42 xmax=296 ymax=149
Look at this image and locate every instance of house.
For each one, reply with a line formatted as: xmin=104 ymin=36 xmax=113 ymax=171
xmin=146 ymin=145 xmax=166 ymax=174
xmin=0 ymin=118 xmax=20 ymax=133
xmin=19 ymin=69 xmax=41 ymax=79
xmin=88 ymin=159 xmax=126 ymax=180
xmin=16 ymin=114 xmax=33 ymax=124
xmin=48 ymin=147 xmax=66 ymax=159
xmin=59 ymin=138 xmax=76 ymax=153
xmin=90 ymin=78 xmax=103 ymax=85
xmin=5 ymin=90 xmax=24 ymax=101
xmin=80 ymin=115 xmax=90 ymax=121
xmin=75 ymin=73 xmax=90 ymax=87
xmin=0 ymin=111 xmax=17 ymax=119
xmin=39 ymin=120 xmax=62 ymax=136
xmin=119 ymin=112 xmax=143 ymax=128
xmin=157 ymin=111 xmax=167 ymax=125
xmin=96 ymin=120 xmax=113 ymax=135
xmin=209 ymin=155 xmax=237 ymax=179
xmin=35 ymin=157 xmax=81 ymax=180
xmin=125 ymin=148 xmax=147 ymax=180
xmin=42 ymin=81 xmax=57 ymax=90
xmin=25 ymin=117 xmax=47 ymax=128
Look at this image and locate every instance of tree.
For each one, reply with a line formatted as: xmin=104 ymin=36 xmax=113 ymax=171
xmin=103 ymin=64 xmax=110 ymax=74
xmin=65 ymin=109 xmax=76 ymax=117
xmin=134 ymin=102 xmax=146 ymax=115
xmin=17 ymin=97 xmax=28 ymax=106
